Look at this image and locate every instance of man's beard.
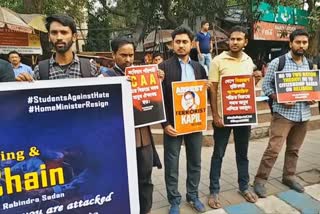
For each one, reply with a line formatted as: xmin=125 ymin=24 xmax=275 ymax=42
xmin=52 ymin=40 xmax=73 ymax=54
xmin=292 ymin=49 xmax=306 ymax=56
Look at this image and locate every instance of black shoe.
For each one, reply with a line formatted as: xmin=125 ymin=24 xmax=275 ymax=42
xmin=254 ymin=183 xmax=267 ymax=198
xmin=282 ymin=179 xmax=305 ymax=193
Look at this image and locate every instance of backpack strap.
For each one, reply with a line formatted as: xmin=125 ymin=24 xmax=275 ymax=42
xmin=277 ymin=55 xmax=286 ymax=71
xmin=79 ymin=58 xmax=93 ymax=77
xmin=38 ymin=59 xmax=50 ymax=80
xmin=307 ymin=60 xmax=313 ymax=70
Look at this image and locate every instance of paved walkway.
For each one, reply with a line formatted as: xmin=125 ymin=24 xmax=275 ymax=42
xmin=151 ymin=129 xmax=320 ymax=213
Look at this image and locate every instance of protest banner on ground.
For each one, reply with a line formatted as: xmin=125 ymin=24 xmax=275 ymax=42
xmin=275 ymin=70 xmax=320 ymax=102
xmin=125 ymin=64 xmax=166 ymax=128
xmin=0 ymin=77 xmax=139 ymax=214
xmin=172 ymin=80 xmax=207 ymax=135
xmin=221 ymin=75 xmax=257 ymax=126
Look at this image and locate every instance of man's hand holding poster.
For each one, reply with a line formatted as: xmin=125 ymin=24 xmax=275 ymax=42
xmin=125 ymin=64 xmax=166 ymax=128
xmin=275 ymin=70 xmax=320 ymax=103
xmin=221 ymin=75 xmax=258 ymax=126
xmin=172 ymin=80 xmax=207 ymax=135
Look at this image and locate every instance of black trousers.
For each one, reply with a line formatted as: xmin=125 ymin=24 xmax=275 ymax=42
xmin=137 ymin=144 xmax=153 ymax=214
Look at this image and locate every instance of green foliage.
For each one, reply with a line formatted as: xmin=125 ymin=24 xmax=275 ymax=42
xmin=84 ymin=10 xmax=112 ymax=51
xmin=0 ymin=0 xmax=87 ymax=24
xmin=172 ymin=0 xmax=226 ymax=24
xmin=0 ymin=0 xmax=23 ymax=12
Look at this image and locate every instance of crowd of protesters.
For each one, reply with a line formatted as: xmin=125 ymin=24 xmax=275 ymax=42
xmin=0 ymin=14 xmax=317 ymax=214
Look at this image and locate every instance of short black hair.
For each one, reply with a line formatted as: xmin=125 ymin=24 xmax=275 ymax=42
xmin=46 ymin=14 xmax=77 ymax=34
xmin=229 ymin=25 xmax=248 ymax=39
xmin=172 ymin=26 xmax=194 ymax=41
xmin=8 ymin=51 xmax=21 ymax=58
xmin=111 ymin=36 xmax=135 ymax=53
xmin=201 ymin=20 xmax=209 ymax=27
xmin=289 ymin=29 xmax=309 ymax=42
xmin=153 ymin=52 xmax=163 ymax=58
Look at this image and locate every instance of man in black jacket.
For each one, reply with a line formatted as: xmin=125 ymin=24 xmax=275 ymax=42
xmin=0 ymin=59 xmax=15 ymax=82
xmin=159 ymin=26 xmax=207 ymax=214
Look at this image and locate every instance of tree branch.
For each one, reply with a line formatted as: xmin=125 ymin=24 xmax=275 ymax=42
xmin=160 ymin=0 xmax=178 ymax=27
xmin=102 ymin=5 xmax=128 ymax=17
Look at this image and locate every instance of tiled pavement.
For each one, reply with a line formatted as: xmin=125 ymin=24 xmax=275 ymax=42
xmin=151 ymin=129 xmax=320 ymax=213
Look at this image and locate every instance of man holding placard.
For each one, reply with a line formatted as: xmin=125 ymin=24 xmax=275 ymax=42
xmin=208 ymin=26 xmax=261 ymax=208
xmin=159 ymin=26 xmax=207 ymax=214
xmin=254 ymin=29 xmax=317 ymax=197
xmin=104 ymin=36 xmax=164 ymax=214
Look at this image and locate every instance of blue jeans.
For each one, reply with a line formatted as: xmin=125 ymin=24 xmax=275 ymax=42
xmin=198 ymin=53 xmax=212 ymax=75
xmin=164 ymin=132 xmax=202 ymax=205
xmin=209 ymin=126 xmax=251 ymax=194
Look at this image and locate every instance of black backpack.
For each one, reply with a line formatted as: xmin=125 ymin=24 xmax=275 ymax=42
xmin=38 ymin=58 xmax=93 ymax=80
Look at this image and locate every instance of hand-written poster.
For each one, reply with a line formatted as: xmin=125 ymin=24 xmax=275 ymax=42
xmin=275 ymin=70 xmax=320 ymax=103
xmin=172 ymin=80 xmax=207 ymax=135
xmin=0 ymin=78 xmax=139 ymax=214
xmin=221 ymin=75 xmax=258 ymax=126
xmin=125 ymin=64 xmax=166 ymax=128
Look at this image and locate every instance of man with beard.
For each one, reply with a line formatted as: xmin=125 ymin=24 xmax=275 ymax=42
xmin=16 ymin=14 xmax=98 ymax=81
xmin=158 ymin=26 xmax=207 ymax=214
xmin=104 ymin=36 xmax=163 ymax=214
xmin=254 ymin=29 xmax=316 ymax=197
xmin=207 ymin=26 xmax=261 ymax=209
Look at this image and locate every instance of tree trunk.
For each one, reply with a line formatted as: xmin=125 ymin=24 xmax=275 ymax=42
xmin=131 ymin=20 xmax=146 ymax=44
xmin=309 ymin=29 xmax=320 ymax=56
xmin=160 ymin=0 xmax=179 ymax=28
xmin=23 ymin=0 xmax=43 ymax=13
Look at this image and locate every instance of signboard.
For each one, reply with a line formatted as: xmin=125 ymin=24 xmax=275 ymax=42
xmin=172 ymin=80 xmax=207 ymax=135
xmin=255 ymin=1 xmax=308 ymax=26
xmin=125 ymin=64 xmax=166 ymax=128
xmin=221 ymin=75 xmax=258 ymax=126
xmin=0 ymin=28 xmax=42 ymax=54
xmin=275 ymin=70 xmax=320 ymax=102
xmin=0 ymin=78 xmax=139 ymax=214
xmin=253 ymin=21 xmax=304 ymax=41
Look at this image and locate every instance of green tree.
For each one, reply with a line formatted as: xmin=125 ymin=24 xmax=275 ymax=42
xmin=84 ymin=10 xmax=112 ymax=51
xmin=225 ymin=0 xmax=319 ymax=55
xmin=97 ymin=0 xmax=228 ymax=42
